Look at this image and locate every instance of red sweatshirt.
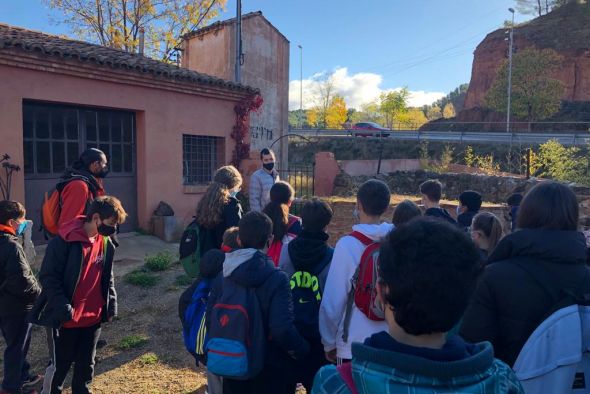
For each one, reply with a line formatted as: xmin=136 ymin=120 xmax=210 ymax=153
xmin=58 ymin=179 xmax=105 ymax=228
xmin=59 ymin=217 xmax=105 ymax=328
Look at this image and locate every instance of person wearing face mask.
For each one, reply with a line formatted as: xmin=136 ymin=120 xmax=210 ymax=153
xmin=57 ymin=148 xmax=109 ymax=230
xmin=194 ymin=166 xmax=243 ymax=256
xmin=30 ymin=196 xmax=127 ymax=394
xmin=0 ymin=200 xmax=42 ymax=394
xmin=249 ymin=148 xmax=280 ymax=212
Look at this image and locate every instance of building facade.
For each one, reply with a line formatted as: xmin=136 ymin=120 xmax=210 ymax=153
xmin=181 ymin=11 xmax=290 ymax=169
xmin=0 ymin=24 xmax=258 ymax=240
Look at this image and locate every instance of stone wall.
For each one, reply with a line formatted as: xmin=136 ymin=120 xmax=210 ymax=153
xmin=333 ymin=170 xmax=590 ymax=229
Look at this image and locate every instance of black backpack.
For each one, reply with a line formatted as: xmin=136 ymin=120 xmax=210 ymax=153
xmin=289 ymin=248 xmax=334 ymax=339
xmin=179 ymin=219 xmax=201 ymax=278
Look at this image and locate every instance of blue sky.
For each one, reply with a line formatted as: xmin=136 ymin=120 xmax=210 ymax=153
xmin=0 ymin=0 xmax=528 ymax=109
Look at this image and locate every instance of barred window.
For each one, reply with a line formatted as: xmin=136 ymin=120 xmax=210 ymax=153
xmin=182 ymin=135 xmax=224 ymax=185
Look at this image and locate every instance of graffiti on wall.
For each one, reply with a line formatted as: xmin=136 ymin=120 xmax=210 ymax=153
xmin=250 ymin=126 xmax=274 ymax=142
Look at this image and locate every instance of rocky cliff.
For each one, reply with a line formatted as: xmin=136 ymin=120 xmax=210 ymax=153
xmin=463 ymin=2 xmax=590 ymax=111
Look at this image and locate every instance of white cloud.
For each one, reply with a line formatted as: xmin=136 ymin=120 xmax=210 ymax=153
xmin=289 ymin=67 xmax=445 ymax=110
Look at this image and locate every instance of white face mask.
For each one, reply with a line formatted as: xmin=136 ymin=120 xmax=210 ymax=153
xmin=456 ymin=206 xmax=462 ymax=216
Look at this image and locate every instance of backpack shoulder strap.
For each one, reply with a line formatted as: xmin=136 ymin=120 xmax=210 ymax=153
xmin=336 ymin=363 xmax=358 ymax=394
xmin=349 ymin=231 xmax=373 ymax=246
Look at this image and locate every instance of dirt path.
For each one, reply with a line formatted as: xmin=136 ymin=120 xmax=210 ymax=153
xmin=1 ymin=236 xmax=207 ymax=394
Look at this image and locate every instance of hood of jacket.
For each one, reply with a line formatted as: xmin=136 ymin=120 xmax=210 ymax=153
xmin=61 ymin=168 xmax=104 ymax=194
xmin=350 ymin=340 xmax=516 ymax=391
xmin=223 ymin=249 xmax=277 ymax=287
xmin=489 ymin=228 xmax=587 ymax=265
xmin=58 ymin=216 xmax=94 ymax=244
xmin=288 ymin=230 xmax=330 ymax=272
xmin=351 ymin=222 xmax=394 ymax=241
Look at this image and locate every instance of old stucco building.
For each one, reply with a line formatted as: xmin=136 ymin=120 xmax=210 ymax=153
xmin=181 ymin=11 xmax=290 ymax=170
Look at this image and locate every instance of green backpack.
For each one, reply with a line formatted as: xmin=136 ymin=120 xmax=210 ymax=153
xmin=179 ymin=219 xmax=201 ymax=278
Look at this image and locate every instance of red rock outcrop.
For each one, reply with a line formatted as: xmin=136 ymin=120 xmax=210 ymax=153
xmin=463 ymin=2 xmax=590 ymax=111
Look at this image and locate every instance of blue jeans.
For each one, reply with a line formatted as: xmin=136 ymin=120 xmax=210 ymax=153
xmin=0 ymin=313 xmax=33 ymax=392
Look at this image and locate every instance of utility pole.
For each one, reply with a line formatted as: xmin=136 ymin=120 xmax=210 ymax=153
xmin=235 ymin=0 xmax=242 ymax=83
xmin=507 ymin=8 xmax=515 ymax=133
xmin=298 ymin=45 xmax=303 ymax=128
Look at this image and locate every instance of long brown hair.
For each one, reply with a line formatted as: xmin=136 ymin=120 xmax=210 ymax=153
xmin=472 ymin=212 xmax=503 ymax=255
xmin=263 ymin=181 xmax=294 ymax=241
xmin=196 ymin=166 xmax=242 ymax=228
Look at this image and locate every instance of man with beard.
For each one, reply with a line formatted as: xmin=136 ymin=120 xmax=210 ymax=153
xmin=57 ymin=149 xmax=109 ymax=229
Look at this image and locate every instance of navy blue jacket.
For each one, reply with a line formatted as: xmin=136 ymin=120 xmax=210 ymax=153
xmin=207 ymin=250 xmax=310 ymax=366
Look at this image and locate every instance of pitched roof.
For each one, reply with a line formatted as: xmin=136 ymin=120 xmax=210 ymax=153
xmin=0 ymin=23 xmax=258 ymax=95
xmin=181 ymin=11 xmax=288 ymax=42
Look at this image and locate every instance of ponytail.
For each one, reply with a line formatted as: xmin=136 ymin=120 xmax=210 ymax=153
xmin=472 ymin=212 xmax=503 ymax=255
xmin=263 ymin=181 xmax=295 ymax=241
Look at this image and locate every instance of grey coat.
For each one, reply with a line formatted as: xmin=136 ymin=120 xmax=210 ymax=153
xmin=249 ymin=168 xmax=279 ymax=212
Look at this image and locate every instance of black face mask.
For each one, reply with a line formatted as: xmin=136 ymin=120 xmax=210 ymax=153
xmin=263 ymin=162 xmax=275 ymax=171
xmin=95 ymin=167 xmax=110 ymax=178
xmin=98 ymin=223 xmax=117 ymax=237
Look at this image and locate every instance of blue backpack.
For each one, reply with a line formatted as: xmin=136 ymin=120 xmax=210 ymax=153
xmin=206 ymin=277 xmax=266 ymax=380
xmin=182 ymin=279 xmax=211 ymax=359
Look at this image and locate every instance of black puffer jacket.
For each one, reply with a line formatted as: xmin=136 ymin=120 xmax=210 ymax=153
xmin=29 ymin=235 xmax=117 ymax=328
xmin=460 ymin=229 xmax=590 ymax=366
xmin=0 ymin=230 xmax=41 ymax=316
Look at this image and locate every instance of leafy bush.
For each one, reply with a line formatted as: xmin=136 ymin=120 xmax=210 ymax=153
xmin=125 ymin=269 xmax=159 ymax=288
xmin=118 ymin=334 xmax=148 ymax=350
xmin=144 ymin=251 xmax=173 ymax=272
xmin=138 ymin=353 xmax=159 ymax=365
xmin=535 ymin=140 xmax=590 ymax=185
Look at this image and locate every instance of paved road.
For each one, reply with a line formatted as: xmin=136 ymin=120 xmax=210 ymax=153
xmin=289 ymin=129 xmax=590 ymax=146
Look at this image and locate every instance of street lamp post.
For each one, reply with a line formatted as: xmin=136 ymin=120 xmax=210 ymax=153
xmin=298 ymin=45 xmax=303 ymax=129
xmin=507 ymin=8 xmax=515 ymax=133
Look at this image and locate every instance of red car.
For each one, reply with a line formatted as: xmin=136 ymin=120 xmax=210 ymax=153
xmin=350 ymin=122 xmax=390 ymax=137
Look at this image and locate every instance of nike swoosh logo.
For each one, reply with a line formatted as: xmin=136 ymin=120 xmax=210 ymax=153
xmin=299 ymin=298 xmax=310 ymax=304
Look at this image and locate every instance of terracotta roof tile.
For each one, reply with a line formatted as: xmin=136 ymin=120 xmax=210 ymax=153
xmin=0 ymin=23 xmax=259 ymax=95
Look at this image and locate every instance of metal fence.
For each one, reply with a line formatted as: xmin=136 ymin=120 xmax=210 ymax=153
xmin=280 ymin=163 xmax=315 ymax=215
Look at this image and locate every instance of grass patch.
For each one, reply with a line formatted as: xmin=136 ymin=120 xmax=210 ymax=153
xmin=175 ymin=274 xmax=193 ymax=287
xmin=125 ymin=269 xmax=160 ymax=288
xmin=118 ymin=334 xmax=148 ymax=350
xmin=144 ymin=251 xmax=174 ymax=272
xmin=138 ymin=352 xmax=159 ymax=365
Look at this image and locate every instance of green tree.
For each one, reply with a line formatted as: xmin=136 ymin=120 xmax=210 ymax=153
xmin=442 ymin=103 xmax=456 ymax=119
xmin=486 ymin=47 xmax=564 ymax=123
xmin=45 ymin=0 xmax=225 ymax=61
xmin=515 ymin=0 xmax=575 ymax=16
xmin=426 ymin=105 xmax=443 ymax=120
xmin=379 ymin=88 xmax=409 ymax=129
xmin=536 ymin=139 xmax=589 ymax=184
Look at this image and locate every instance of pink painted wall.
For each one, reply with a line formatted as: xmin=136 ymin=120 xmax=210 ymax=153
xmin=182 ymin=14 xmax=290 ymax=170
xmin=0 ymin=63 xmax=242 ymax=229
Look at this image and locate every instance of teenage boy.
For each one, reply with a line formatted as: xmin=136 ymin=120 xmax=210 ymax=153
xmin=206 ymin=211 xmax=309 ymax=394
xmin=0 ymin=201 xmax=41 ymax=394
xmin=249 ymin=148 xmax=280 ymax=212
xmin=506 ymin=193 xmax=523 ymax=232
xmin=30 ymin=196 xmax=127 ymax=394
xmin=312 ymin=218 xmax=524 ymax=394
xmin=457 ymin=190 xmax=482 ymax=231
xmin=420 ymin=179 xmax=456 ymax=225
xmin=319 ymin=179 xmax=394 ymax=364
xmin=279 ymin=198 xmax=334 ymax=391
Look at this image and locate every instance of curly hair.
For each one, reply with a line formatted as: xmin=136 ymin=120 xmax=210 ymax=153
xmin=378 ymin=218 xmax=482 ymax=335
xmin=263 ymin=181 xmax=294 ymax=241
xmin=196 ymin=166 xmax=242 ymax=229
